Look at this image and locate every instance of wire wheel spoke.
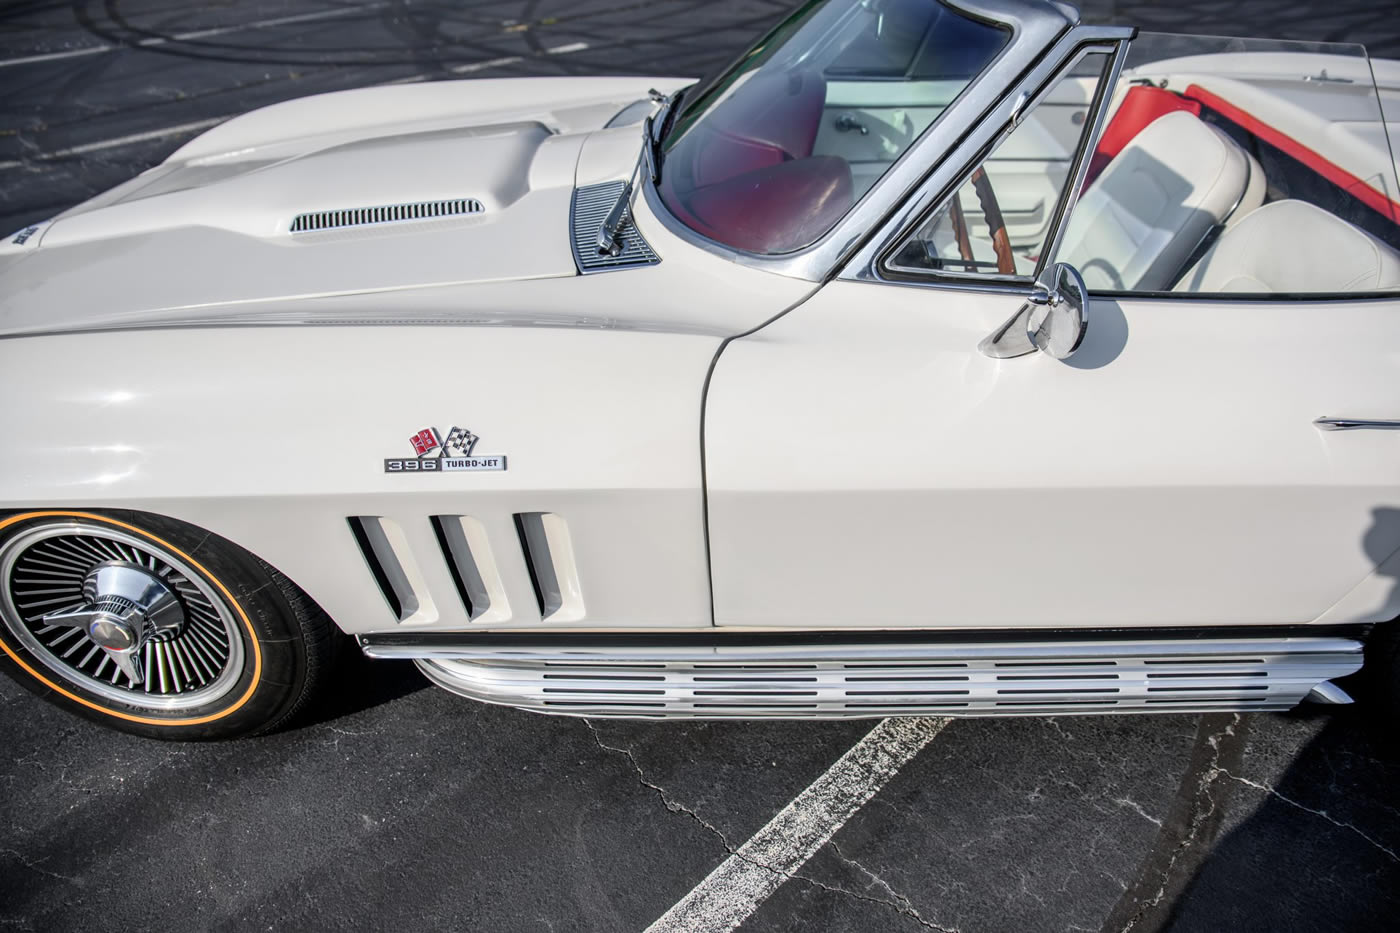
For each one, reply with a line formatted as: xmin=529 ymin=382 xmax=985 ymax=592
xmin=2 ymin=524 xmax=244 ymax=710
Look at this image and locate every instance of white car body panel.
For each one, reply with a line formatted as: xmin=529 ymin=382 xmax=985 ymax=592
xmin=705 ymin=282 xmax=1400 ymax=629
xmin=0 ymin=78 xmax=814 ymax=636
xmin=0 ymin=325 xmax=720 ymax=634
xmin=0 ymin=80 xmax=698 ymax=335
xmin=0 ymin=4 xmax=1396 ymax=660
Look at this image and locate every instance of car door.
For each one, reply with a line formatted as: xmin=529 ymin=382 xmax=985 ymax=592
xmin=703 ymin=36 xmax=1400 ymax=631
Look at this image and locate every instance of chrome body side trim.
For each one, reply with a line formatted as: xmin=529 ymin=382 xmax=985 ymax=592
xmin=1306 ymin=681 xmax=1354 ymax=704
xmin=640 ymin=0 xmax=1080 ymax=283
xmin=1314 ymin=417 xmax=1400 ymax=431
xmin=370 ymin=635 xmax=1364 ymax=719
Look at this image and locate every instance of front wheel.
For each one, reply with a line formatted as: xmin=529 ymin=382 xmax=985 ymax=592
xmin=0 ymin=509 xmax=333 ymax=740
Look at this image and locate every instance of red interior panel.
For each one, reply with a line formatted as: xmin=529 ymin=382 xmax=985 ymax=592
xmin=665 ymin=156 xmax=853 ymax=254
xmin=691 ymin=70 xmax=827 ymax=188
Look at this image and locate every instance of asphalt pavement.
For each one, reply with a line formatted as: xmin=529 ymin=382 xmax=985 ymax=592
xmin=3 ymin=2 xmax=1400 ymax=932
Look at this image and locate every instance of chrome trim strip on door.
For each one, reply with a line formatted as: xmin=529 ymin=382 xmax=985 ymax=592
xmin=1314 ymin=418 xmax=1400 ymax=431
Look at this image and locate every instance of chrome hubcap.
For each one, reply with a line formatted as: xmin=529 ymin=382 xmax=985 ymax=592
xmin=0 ymin=522 xmax=244 ymax=710
xmin=41 ymin=561 xmax=187 ymax=686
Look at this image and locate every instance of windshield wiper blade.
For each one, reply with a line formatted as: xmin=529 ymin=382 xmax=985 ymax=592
xmin=644 ymin=86 xmax=683 ymax=183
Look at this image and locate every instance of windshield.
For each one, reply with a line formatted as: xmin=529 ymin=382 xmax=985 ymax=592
xmin=657 ymin=0 xmax=1011 ymax=255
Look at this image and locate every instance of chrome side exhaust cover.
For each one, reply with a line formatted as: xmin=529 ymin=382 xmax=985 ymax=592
xmin=364 ymin=635 xmax=1364 ymax=720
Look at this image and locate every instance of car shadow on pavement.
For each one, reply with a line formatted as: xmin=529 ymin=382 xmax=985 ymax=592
xmin=1161 ymin=705 xmax=1400 ymax=932
xmin=293 ymin=637 xmax=430 ymax=729
xmin=1161 ymin=508 xmax=1400 ymax=930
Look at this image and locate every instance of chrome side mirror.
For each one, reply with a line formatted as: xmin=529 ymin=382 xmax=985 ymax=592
xmin=978 ymin=262 xmax=1090 ymax=360
xmin=1026 ymin=262 xmax=1088 ymax=359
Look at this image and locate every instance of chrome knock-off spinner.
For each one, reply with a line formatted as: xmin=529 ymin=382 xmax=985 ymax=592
xmin=41 ymin=561 xmax=185 ymax=686
xmin=0 ymin=521 xmax=244 ymax=709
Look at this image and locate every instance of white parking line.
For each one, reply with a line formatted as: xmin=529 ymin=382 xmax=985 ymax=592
xmin=387 ymin=41 xmax=591 ymax=83
xmin=644 ymin=717 xmax=950 ymax=933
xmin=0 ymin=4 xmax=393 ymax=69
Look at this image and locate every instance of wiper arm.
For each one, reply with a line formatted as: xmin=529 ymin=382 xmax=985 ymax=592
xmin=597 ymin=88 xmax=682 ymax=257
xmin=595 ymin=180 xmax=633 ymax=257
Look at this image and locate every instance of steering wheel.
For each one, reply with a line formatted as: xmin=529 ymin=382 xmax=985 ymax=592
xmin=969 ymin=167 xmax=1017 ymax=276
xmin=948 ymin=193 xmax=975 ymax=270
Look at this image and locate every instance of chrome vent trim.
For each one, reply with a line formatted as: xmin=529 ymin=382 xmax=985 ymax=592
xmin=570 ymin=181 xmax=659 ymax=274
xmin=372 ymin=636 xmax=1365 ymax=720
xmin=291 ymin=198 xmax=484 ymax=233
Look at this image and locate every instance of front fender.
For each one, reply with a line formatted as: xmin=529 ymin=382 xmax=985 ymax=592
xmin=0 ymin=324 xmax=715 ymax=634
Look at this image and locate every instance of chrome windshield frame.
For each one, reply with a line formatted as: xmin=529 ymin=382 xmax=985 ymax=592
xmin=639 ymin=0 xmax=1081 ymax=283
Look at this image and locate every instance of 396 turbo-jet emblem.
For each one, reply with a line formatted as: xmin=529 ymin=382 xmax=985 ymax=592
xmin=384 ymin=426 xmax=507 ymax=473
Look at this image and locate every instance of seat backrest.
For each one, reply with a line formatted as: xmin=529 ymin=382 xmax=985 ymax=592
xmin=1058 ymin=110 xmax=1262 ymax=292
xmin=1175 ymin=199 xmax=1400 ymax=293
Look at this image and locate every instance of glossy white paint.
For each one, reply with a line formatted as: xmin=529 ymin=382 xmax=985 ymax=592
xmin=1 ymin=8 xmax=1397 ymax=657
xmin=0 ymin=76 xmax=689 ymax=336
xmin=705 ymin=281 xmax=1400 ymax=628
xmin=0 ymin=325 xmax=722 ymax=633
xmin=0 ymin=74 xmax=813 ymax=634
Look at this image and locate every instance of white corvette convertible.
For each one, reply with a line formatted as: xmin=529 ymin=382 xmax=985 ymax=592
xmin=2 ymin=0 xmax=1399 ymax=739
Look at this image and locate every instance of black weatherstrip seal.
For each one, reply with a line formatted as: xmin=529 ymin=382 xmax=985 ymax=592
xmin=360 ymin=623 xmax=1372 ymax=651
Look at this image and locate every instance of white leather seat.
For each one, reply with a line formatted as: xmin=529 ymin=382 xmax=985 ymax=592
xmin=1175 ymin=199 xmax=1400 ymax=293
xmin=1058 ymin=110 xmax=1264 ymax=291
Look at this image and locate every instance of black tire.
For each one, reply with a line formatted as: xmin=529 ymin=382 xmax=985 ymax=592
xmin=0 ymin=509 xmax=334 ymax=740
xmin=1363 ymin=617 xmax=1400 ymax=721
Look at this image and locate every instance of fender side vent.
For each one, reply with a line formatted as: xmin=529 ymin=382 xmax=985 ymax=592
xmin=291 ymin=198 xmax=484 ymax=233
xmin=431 ymin=515 xmax=491 ymax=621
xmin=570 ymin=181 xmax=659 ymax=274
xmin=513 ymin=512 xmax=585 ymax=622
xmin=348 ymin=517 xmax=421 ymax=623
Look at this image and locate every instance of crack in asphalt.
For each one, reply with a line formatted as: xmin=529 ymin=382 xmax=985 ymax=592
xmin=583 ymin=719 xmax=950 ymax=931
xmin=583 ymin=719 xmax=739 ymax=851
xmin=1111 ymin=797 xmax=1164 ymax=828
xmin=826 ymin=839 xmax=959 ymax=933
xmin=0 ymin=847 xmax=77 ymax=884
xmin=1213 ymin=767 xmax=1399 ymax=863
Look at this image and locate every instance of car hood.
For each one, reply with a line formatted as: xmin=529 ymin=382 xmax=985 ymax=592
xmin=0 ymin=77 xmax=680 ymax=337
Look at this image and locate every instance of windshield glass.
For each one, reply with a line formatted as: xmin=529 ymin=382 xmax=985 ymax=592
xmin=657 ymin=0 xmax=1011 ymax=255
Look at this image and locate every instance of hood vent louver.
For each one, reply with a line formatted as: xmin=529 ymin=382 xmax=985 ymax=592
xmin=291 ymin=198 xmax=484 ymax=234
xmin=570 ymin=181 xmax=659 ymax=274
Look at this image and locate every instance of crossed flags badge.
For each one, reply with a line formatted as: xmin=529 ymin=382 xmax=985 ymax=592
xmin=409 ymin=427 xmax=480 ymax=459
xmin=387 ymin=425 xmax=504 ymax=474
